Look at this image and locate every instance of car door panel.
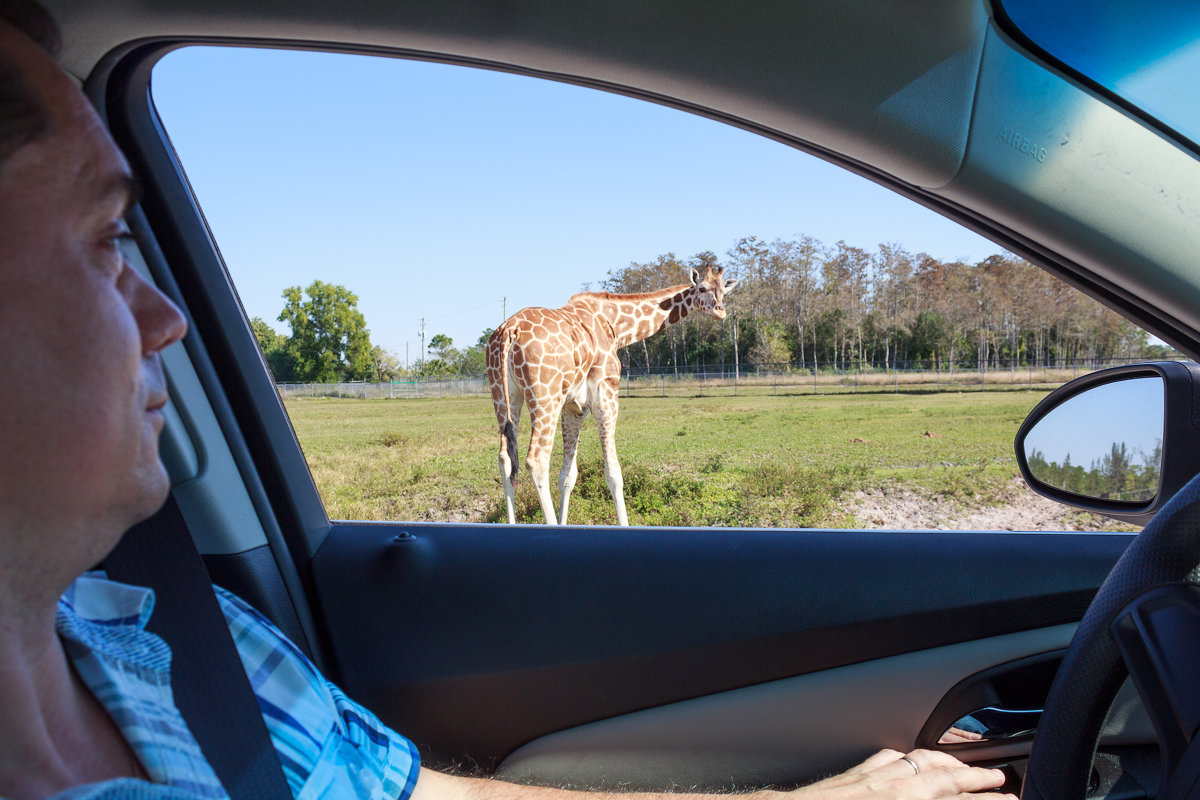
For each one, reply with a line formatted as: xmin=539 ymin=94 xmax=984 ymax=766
xmin=308 ymin=523 xmax=1132 ymax=774
xmin=495 ymin=625 xmax=1086 ymax=788
xmin=498 ymin=629 xmax=1156 ymax=789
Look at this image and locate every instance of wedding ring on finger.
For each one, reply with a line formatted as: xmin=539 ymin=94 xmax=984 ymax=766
xmin=901 ymin=756 xmax=920 ymax=775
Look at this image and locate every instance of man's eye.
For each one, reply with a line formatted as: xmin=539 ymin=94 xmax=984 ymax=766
xmin=101 ymin=224 xmax=134 ymax=250
xmin=96 ymin=224 xmax=133 ymax=277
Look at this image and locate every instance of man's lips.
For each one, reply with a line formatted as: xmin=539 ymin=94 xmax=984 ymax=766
xmin=144 ymin=356 xmax=168 ymax=414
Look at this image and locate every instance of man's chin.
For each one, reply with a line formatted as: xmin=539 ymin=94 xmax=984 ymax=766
xmin=125 ymin=462 xmax=173 ymax=527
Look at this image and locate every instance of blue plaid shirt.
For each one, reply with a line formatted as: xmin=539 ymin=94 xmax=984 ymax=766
xmin=48 ymin=572 xmax=420 ymax=800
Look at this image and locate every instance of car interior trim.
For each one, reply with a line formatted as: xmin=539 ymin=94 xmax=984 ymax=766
xmin=496 ymin=624 xmax=1081 ymax=789
xmin=989 ymin=0 xmax=1200 ymax=161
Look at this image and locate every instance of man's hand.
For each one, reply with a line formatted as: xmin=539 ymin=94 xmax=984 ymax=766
xmin=938 ymin=727 xmax=985 ymax=744
xmin=789 ymin=749 xmax=1014 ymax=800
xmin=412 ymin=748 xmax=1015 ymax=800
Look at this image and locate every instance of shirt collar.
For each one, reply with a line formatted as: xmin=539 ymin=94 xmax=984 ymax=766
xmin=57 ymin=571 xmax=169 ymax=671
xmin=60 ymin=570 xmax=156 ymax=628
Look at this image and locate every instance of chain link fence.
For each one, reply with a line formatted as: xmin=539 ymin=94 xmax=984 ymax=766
xmin=277 ymin=357 xmax=1185 ymax=401
xmin=277 ymin=376 xmax=487 ymax=400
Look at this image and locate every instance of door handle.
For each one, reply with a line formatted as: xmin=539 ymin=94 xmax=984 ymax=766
xmin=938 ymin=707 xmax=1042 ymax=744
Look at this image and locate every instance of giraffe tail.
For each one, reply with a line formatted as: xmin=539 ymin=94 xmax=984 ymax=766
xmin=493 ymin=324 xmax=520 ymax=483
xmin=504 ymin=420 xmax=518 ymax=483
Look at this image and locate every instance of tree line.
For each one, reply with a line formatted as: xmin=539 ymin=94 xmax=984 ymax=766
xmin=601 ymin=236 xmax=1172 ymax=376
xmin=254 ymin=236 xmax=1175 ymax=383
xmin=1027 ymin=440 xmax=1161 ymax=503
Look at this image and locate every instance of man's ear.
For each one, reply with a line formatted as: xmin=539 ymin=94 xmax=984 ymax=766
xmin=690 ymin=268 xmax=701 ymax=285
xmin=724 ymin=278 xmax=739 ymax=292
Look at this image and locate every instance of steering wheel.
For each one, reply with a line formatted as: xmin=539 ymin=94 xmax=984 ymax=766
xmin=1022 ymin=473 xmax=1200 ymax=799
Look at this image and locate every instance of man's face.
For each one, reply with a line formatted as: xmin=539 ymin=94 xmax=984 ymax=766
xmin=0 ymin=23 xmax=186 ymax=549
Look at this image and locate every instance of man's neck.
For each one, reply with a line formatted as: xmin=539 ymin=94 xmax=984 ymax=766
xmin=0 ymin=569 xmax=139 ymax=798
xmin=0 ymin=603 xmax=86 ymax=797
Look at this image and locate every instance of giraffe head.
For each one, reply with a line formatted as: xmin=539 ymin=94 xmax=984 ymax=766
xmin=688 ymin=266 xmax=738 ymax=320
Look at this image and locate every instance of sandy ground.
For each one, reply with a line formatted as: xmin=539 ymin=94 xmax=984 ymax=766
xmin=849 ymin=478 xmax=1136 ymax=532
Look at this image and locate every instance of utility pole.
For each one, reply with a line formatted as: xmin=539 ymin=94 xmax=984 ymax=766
xmin=419 ymin=319 xmax=426 ymax=363
xmin=405 ymin=341 xmax=409 ymax=369
xmin=502 ymin=297 xmax=507 ymax=322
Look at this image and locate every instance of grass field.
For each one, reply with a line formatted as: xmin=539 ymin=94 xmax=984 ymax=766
xmin=284 ymin=389 xmax=1054 ymax=528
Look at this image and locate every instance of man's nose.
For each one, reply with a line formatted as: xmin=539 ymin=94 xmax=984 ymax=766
xmin=131 ymin=269 xmax=188 ymax=355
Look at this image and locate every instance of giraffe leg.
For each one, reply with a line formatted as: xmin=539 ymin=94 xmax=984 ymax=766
xmin=594 ymin=383 xmax=628 ymax=526
xmin=496 ymin=381 xmax=523 ymax=524
xmin=557 ymin=406 xmax=587 ymax=525
xmin=525 ymin=404 xmax=562 ymax=525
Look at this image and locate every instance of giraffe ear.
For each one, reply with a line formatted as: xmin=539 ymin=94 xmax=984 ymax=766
xmin=690 ymin=267 xmax=701 ymax=285
xmin=723 ymin=278 xmax=739 ymax=293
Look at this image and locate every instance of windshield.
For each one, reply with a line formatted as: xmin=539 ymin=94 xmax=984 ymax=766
xmin=997 ymin=0 xmax=1200 ymax=151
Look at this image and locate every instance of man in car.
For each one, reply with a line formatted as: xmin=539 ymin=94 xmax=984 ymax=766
xmin=0 ymin=2 xmax=1014 ymax=798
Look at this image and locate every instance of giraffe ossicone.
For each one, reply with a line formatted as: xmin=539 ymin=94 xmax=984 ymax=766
xmin=486 ymin=265 xmax=738 ymax=525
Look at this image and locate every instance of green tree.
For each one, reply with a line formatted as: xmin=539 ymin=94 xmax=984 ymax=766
xmin=428 ymin=333 xmax=458 ymax=363
xmin=414 ymin=357 xmax=455 ymax=377
xmin=1096 ymin=441 xmax=1132 ymax=500
xmin=250 ymin=317 xmax=296 ymax=381
xmin=414 ymin=333 xmax=462 ymax=376
xmin=369 ymin=345 xmax=404 ymax=382
xmin=278 ymin=281 xmax=374 ymax=382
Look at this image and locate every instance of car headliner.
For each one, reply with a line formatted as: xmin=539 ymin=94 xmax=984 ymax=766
xmin=41 ymin=0 xmax=1200 ymax=360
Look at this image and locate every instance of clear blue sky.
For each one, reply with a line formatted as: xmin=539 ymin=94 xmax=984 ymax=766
xmin=151 ymin=46 xmax=1008 ymax=365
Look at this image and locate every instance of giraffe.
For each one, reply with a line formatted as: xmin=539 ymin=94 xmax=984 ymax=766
xmin=486 ymin=265 xmax=738 ymax=525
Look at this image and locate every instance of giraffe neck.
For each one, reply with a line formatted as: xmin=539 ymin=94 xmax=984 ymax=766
xmin=600 ymin=284 xmax=695 ymax=350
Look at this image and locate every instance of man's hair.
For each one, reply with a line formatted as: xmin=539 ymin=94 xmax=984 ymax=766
xmin=0 ymin=0 xmax=61 ymax=166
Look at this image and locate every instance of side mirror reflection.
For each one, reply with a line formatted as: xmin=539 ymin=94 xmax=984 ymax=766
xmin=1022 ymin=376 xmax=1164 ymax=505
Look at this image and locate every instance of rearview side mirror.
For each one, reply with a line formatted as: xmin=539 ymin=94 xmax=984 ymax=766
xmin=1016 ymin=362 xmax=1200 ymax=526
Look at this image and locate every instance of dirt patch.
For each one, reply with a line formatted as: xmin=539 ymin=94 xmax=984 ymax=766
xmin=850 ymin=478 xmax=1138 ymax=532
xmin=423 ymin=493 xmax=495 ymax=523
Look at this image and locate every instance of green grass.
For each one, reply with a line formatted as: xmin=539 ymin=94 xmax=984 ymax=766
xmin=284 ymin=390 xmax=1048 ymax=527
